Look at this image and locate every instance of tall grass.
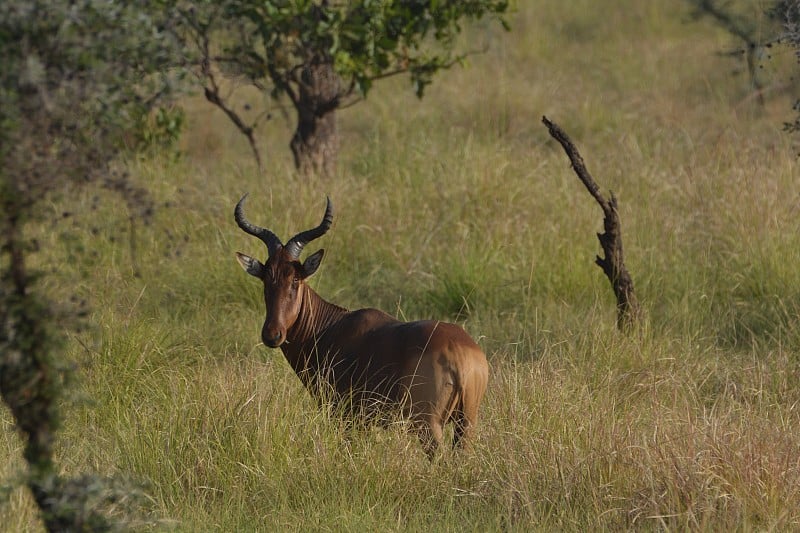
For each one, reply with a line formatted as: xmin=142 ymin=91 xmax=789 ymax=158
xmin=3 ymin=0 xmax=800 ymax=530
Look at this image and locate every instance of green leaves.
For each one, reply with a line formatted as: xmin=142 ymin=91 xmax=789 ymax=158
xmin=1 ymin=0 xmax=183 ymax=193
xmin=168 ymin=0 xmax=508 ymax=171
xmin=185 ymin=0 xmax=508 ymax=100
xmin=0 ymin=3 xmax=183 ymax=526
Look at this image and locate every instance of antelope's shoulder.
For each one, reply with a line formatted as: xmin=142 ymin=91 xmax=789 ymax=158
xmin=334 ymin=307 xmax=398 ymax=335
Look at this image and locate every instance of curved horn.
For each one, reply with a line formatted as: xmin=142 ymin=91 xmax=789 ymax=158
xmin=284 ymin=197 xmax=334 ymax=259
xmin=234 ymin=194 xmax=282 ymax=257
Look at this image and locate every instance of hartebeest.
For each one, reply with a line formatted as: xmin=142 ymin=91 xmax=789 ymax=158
xmin=234 ymin=195 xmax=488 ymax=457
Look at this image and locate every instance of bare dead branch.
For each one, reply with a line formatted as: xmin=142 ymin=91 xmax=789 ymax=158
xmin=200 ymin=43 xmax=264 ymax=171
xmin=688 ymin=0 xmax=767 ymax=106
xmin=542 ymin=116 xmax=642 ymax=331
xmin=337 ymin=94 xmax=365 ymax=110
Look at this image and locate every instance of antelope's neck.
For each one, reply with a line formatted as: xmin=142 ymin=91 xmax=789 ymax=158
xmin=284 ymin=285 xmax=347 ymax=357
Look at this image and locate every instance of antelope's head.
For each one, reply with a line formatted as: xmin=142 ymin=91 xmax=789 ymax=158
xmin=234 ymin=194 xmax=333 ymax=347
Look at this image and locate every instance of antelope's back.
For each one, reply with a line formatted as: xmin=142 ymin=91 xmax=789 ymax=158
xmin=315 ymin=309 xmax=484 ymax=393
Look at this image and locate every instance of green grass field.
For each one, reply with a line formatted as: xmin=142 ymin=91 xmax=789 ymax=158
xmin=3 ymin=1 xmax=800 ymax=530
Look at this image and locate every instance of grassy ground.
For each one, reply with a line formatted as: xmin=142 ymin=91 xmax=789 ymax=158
xmin=3 ymin=0 xmax=800 ymax=530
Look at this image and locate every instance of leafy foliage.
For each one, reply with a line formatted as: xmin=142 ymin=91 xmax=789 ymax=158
xmin=0 ymin=0 xmax=182 ymax=528
xmin=129 ymin=105 xmax=187 ymax=157
xmin=187 ymin=0 xmax=507 ymax=98
xmin=170 ymin=0 xmax=508 ymax=172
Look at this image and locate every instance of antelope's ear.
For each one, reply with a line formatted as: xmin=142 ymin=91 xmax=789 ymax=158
xmin=301 ymin=249 xmax=325 ymax=278
xmin=236 ymin=252 xmax=265 ymax=278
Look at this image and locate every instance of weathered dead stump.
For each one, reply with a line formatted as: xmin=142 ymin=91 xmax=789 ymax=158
xmin=542 ymin=116 xmax=642 ymax=331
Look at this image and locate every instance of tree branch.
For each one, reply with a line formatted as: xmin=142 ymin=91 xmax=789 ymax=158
xmin=199 ymin=43 xmax=264 ymax=171
xmin=688 ymin=0 xmax=767 ymax=105
xmin=542 ymin=116 xmax=642 ymax=331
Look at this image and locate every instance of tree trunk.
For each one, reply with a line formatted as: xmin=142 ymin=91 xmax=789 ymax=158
xmin=290 ymin=60 xmax=340 ymax=177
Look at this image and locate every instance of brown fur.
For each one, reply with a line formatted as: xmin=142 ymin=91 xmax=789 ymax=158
xmin=236 ymin=201 xmax=488 ymax=457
